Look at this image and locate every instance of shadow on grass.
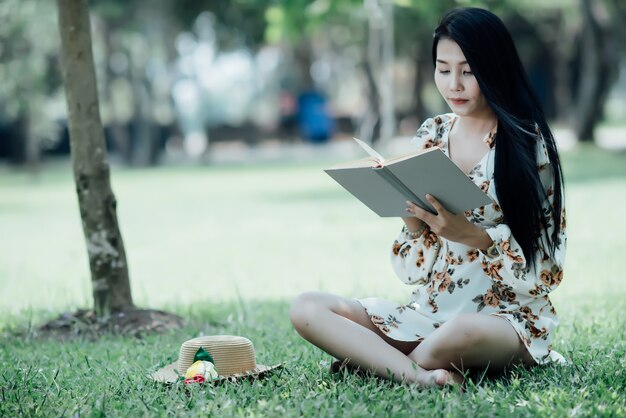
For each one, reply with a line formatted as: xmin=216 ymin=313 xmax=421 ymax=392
xmin=1 ymin=298 xmax=624 ymax=416
xmin=561 ymin=144 xmax=626 ymax=184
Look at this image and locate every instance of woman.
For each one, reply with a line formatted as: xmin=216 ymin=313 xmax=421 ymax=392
xmin=290 ymin=7 xmax=566 ymax=387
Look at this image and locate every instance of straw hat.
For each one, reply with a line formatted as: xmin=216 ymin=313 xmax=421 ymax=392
xmin=151 ymin=335 xmax=282 ymax=384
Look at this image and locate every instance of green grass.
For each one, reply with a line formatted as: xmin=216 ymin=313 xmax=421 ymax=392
xmin=1 ymin=143 xmax=625 ymax=416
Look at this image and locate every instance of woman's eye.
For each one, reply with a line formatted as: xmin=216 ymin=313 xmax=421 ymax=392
xmin=438 ymin=70 xmax=450 ymax=74
xmin=463 ymin=71 xmax=473 ymax=76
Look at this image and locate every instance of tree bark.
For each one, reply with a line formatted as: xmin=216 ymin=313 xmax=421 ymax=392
xmin=574 ymin=0 xmax=613 ymax=142
xmin=360 ymin=7 xmax=382 ymax=145
xmin=359 ymin=58 xmax=380 ymax=145
xmin=57 ymin=0 xmax=134 ymax=316
xmin=410 ymin=41 xmax=430 ymax=123
xmin=378 ymin=0 xmax=395 ymax=145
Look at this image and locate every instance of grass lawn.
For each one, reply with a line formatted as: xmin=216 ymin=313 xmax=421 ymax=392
xmin=0 ymin=143 xmax=625 ymax=416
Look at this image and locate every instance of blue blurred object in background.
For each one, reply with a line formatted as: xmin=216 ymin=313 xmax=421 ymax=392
xmin=297 ymin=91 xmax=334 ymax=144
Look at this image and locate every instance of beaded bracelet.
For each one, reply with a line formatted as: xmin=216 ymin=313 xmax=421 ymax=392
xmin=404 ymin=223 xmax=426 ymax=240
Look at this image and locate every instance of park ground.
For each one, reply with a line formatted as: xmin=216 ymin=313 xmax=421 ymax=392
xmin=0 ymin=137 xmax=624 ymax=416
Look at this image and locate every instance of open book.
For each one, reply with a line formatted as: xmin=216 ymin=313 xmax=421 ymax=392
xmin=324 ymin=138 xmax=492 ymax=217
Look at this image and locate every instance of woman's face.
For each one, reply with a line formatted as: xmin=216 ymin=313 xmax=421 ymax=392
xmin=434 ymin=38 xmax=491 ymax=118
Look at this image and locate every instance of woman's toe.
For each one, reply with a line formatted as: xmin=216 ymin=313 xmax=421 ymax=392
xmin=432 ymin=369 xmax=451 ymax=386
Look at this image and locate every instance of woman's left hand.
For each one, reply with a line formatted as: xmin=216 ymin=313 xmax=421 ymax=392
xmin=405 ymin=194 xmax=488 ymax=247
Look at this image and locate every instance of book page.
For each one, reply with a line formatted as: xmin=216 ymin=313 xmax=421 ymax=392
xmin=353 ymin=138 xmax=385 ymax=163
xmin=384 ymin=147 xmax=435 ymax=164
xmin=327 ymin=156 xmax=378 ymax=170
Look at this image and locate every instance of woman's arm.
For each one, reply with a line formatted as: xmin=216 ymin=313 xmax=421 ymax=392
xmin=406 ymin=140 xmax=566 ymax=299
xmin=390 ymin=222 xmax=442 ymax=286
xmin=402 ymin=217 xmax=425 ymax=234
xmin=392 ymin=115 xmax=448 ymax=285
xmin=405 ymin=195 xmax=492 ymax=250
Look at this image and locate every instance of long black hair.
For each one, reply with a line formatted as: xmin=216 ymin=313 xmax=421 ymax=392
xmin=432 ymin=7 xmax=564 ymax=268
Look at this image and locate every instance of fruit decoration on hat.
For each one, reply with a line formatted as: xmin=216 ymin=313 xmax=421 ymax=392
xmin=183 ymin=347 xmax=219 ymax=384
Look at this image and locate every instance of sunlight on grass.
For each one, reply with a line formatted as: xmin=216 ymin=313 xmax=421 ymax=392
xmin=1 ymin=145 xmax=625 ymax=320
xmin=0 ymin=144 xmax=624 ymax=417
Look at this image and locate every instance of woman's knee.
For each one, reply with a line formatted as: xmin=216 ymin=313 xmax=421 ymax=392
xmin=289 ymin=292 xmax=367 ymax=332
xmin=289 ymin=291 xmax=328 ymax=331
xmin=423 ymin=314 xmax=513 ymax=358
xmin=440 ymin=313 xmax=489 ymax=347
xmin=407 ymin=313 xmax=486 ymax=367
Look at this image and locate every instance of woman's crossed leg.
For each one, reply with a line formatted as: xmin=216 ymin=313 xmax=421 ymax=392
xmin=290 ymin=291 xmax=453 ymax=386
xmin=290 ymin=291 xmax=533 ymax=387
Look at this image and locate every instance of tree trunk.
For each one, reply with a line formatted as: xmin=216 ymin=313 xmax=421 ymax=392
xmin=574 ymin=0 xmax=613 ymax=142
xmin=410 ymin=41 xmax=431 ymax=123
xmin=57 ymin=0 xmax=134 ymax=317
xmin=129 ymin=67 xmax=156 ymax=166
xmin=359 ymin=58 xmax=380 ymax=145
xmin=378 ymin=0 xmax=395 ymax=145
xmin=295 ymin=38 xmax=315 ymax=91
xmin=360 ymin=6 xmax=382 ymax=145
xmin=24 ymin=118 xmax=41 ymax=175
xmin=99 ymin=17 xmax=134 ymax=164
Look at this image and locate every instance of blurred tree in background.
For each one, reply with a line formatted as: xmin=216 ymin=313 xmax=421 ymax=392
xmin=0 ymin=0 xmax=62 ymax=166
xmin=1 ymin=0 xmax=624 ymax=166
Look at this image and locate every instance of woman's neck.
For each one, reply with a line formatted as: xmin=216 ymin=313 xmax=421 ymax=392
xmin=455 ymin=111 xmax=497 ymax=137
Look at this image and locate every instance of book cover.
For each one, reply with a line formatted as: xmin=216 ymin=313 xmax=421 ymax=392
xmin=324 ymin=139 xmax=492 ymax=217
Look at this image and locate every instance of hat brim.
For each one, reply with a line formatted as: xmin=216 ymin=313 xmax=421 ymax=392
xmin=150 ymin=362 xmax=283 ymax=384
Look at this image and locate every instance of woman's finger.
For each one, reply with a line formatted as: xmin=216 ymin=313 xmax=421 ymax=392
xmin=425 ymin=194 xmax=447 ymax=215
xmin=406 ymin=201 xmax=432 ymax=224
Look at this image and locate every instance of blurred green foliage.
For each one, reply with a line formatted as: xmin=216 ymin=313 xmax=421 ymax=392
xmin=0 ymin=0 xmax=62 ymax=141
xmin=0 ymin=0 xmax=623 ymax=164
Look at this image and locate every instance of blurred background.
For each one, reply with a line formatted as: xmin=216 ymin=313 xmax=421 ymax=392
xmin=1 ymin=0 xmax=626 ymax=316
xmin=1 ymin=5 xmax=625 ymax=413
xmin=1 ymin=0 xmax=625 ymax=169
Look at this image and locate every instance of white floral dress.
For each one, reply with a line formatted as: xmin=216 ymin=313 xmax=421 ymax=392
xmin=357 ymin=113 xmax=567 ymax=365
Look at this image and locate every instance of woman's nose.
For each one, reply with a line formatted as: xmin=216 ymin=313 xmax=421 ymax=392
xmin=449 ymin=74 xmax=463 ymax=92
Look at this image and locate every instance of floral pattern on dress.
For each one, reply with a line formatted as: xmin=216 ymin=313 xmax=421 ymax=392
xmin=357 ymin=113 xmax=567 ymax=365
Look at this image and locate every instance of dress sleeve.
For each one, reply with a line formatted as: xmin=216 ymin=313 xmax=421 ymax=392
xmin=390 ymin=116 xmax=444 ymax=286
xmin=391 ymin=225 xmax=444 ymax=286
xmin=410 ymin=116 xmax=442 ymax=149
xmin=480 ymin=136 xmax=567 ymax=298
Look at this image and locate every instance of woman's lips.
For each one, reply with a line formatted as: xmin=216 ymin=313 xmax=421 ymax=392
xmin=449 ymin=99 xmax=469 ymax=105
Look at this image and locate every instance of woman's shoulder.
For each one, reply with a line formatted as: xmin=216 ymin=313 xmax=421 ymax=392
xmin=411 ymin=113 xmax=456 ymax=148
xmin=415 ymin=112 xmax=456 ymax=133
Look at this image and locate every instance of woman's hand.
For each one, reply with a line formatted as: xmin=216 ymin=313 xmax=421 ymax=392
xmin=405 ymin=194 xmax=492 ymax=249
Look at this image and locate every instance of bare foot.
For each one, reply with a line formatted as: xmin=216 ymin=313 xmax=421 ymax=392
xmin=415 ymin=368 xmax=464 ymax=387
xmin=448 ymin=370 xmax=465 ymax=386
